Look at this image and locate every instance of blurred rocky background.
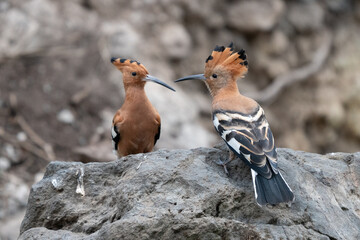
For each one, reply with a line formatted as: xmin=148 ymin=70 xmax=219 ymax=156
xmin=0 ymin=0 xmax=359 ymax=239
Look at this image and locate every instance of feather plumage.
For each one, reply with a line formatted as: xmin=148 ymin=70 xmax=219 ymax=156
xmin=205 ymin=44 xmax=248 ymax=79
xmin=111 ymin=57 xmax=173 ymax=157
xmin=213 ymin=107 xmax=278 ymax=178
xmin=175 ymin=43 xmax=294 ymax=205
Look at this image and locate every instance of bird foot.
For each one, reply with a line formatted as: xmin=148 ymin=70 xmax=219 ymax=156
xmin=216 ymin=158 xmax=231 ymax=175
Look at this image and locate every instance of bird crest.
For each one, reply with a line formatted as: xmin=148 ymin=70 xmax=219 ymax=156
xmin=205 ymin=43 xmax=248 ymax=79
xmin=111 ymin=58 xmax=149 ymax=76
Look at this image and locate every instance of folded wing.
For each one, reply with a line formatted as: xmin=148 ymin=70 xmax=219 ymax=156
xmin=213 ymin=106 xmax=278 ymax=179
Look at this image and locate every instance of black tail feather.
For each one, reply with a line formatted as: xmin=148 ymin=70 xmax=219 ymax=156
xmin=252 ymin=170 xmax=295 ymax=206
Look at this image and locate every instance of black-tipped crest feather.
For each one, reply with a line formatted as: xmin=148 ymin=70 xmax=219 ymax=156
xmin=206 ymin=55 xmax=214 ymax=63
xmin=238 ymin=49 xmax=247 ymax=60
xmin=205 ymin=44 xmax=249 ymax=78
xmin=214 ymin=45 xmax=225 ymax=52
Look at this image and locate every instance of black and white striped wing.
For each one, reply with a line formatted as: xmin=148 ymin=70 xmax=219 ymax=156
xmin=111 ymin=124 xmax=120 ymax=152
xmin=154 ymin=124 xmax=161 ymax=146
xmin=213 ymin=107 xmax=278 ymax=179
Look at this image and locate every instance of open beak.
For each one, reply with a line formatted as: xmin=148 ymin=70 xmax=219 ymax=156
xmin=144 ymin=75 xmax=176 ymax=92
xmin=174 ymin=74 xmax=206 ymax=82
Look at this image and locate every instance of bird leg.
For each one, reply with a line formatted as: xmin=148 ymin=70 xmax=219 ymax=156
xmin=216 ymin=150 xmax=236 ymax=175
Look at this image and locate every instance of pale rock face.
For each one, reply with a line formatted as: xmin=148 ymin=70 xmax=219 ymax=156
xmin=287 ymin=2 xmax=325 ymax=32
xmin=0 ymin=0 xmax=98 ymax=59
xmin=0 ymin=9 xmax=40 ymax=58
xmin=19 ymin=145 xmax=360 ymax=239
xmin=0 ymin=157 xmax=10 ymax=171
xmin=226 ymin=0 xmax=285 ymax=32
xmin=160 ymin=23 xmax=192 ymax=60
xmin=1 ymin=174 xmax=29 ymax=220
xmin=102 ymin=21 xmax=140 ymax=58
xmin=57 ymin=109 xmax=75 ymax=124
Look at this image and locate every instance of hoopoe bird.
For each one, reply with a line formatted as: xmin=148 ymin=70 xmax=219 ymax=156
xmin=111 ymin=57 xmax=175 ymax=157
xmin=175 ymin=43 xmax=295 ymax=206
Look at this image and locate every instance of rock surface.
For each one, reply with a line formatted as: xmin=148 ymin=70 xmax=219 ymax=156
xmin=19 ymin=144 xmax=360 ymax=239
xmin=227 ymin=0 xmax=285 ymax=32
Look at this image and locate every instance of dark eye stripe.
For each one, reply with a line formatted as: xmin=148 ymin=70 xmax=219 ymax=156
xmin=212 ymin=73 xmax=217 ymax=78
xmin=132 ymin=72 xmax=137 ymax=76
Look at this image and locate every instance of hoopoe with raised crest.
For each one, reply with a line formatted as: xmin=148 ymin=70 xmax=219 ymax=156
xmin=175 ymin=43 xmax=295 ymax=206
xmin=111 ymin=57 xmax=175 ymax=157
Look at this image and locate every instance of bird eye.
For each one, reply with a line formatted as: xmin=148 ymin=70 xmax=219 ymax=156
xmin=212 ymin=73 xmax=217 ymax=78
xmin=132 ymin=72 xmax=137 ymax=76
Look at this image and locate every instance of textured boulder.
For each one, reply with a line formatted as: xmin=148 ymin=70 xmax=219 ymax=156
xmin=160 ymin=23 xmax=192 ymax=60
xmin=19 ymin=144 xmax=360 ymax=239
xmin=226 ymin=0 xmax=284 ymax=32
xmin=287 ymin=2 xmax=325 ymax=32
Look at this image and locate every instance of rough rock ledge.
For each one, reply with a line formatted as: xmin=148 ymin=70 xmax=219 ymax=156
xmin=19 ymin=144 xmax=360 ymax=240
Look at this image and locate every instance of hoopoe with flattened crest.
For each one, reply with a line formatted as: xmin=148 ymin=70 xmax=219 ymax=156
xmin=175 ymin=43 xmax=295 ymax=206
xmin=111 ymin=57 xmax=175 ymax=157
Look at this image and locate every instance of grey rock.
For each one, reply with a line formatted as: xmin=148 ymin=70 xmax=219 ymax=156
xmin=0 ymin=210 xmax=26 ymax=240
xmin=73 ymin=141 xmax=116 ymax=163
xmin=287 ymin=2 xmax=325 ymax=32
xmin=57 ymin=109 xmax=75 ymax=124
xmin=0 ymin=8 xmax=41 ymax=59
xmin=102 ymin=21 xmax=140 ymax=58
xmin=0 ymin=157 xmax=10 ymax=171
xmin=160 ymin=23 xmax=191 ymax=60
xmin=0 ymin=1 xmax=10 ymax=12
xmin=3 ymin=143 xmax=20 ymax=163
xmin=0 ymin=174 xmax=29 ymax=221
xmin=325 ymin=0 xmax=352 ymax=13
xmin=356 ymin=2 xmax=360 ymax=21
xmin=254 ymin=31 xmax=289 ymax=56
xmin=16 ymin=131 xmax=27 ymax=142
xmin=0 ymin=0 xmax=98 ymax=60
xmin=226 ymin=0 xmax=285 ymax=32
xmin=19 ymin=227 xmax=86 ymax=240
xmin=19 ymin=145 xmax=360 ymax=239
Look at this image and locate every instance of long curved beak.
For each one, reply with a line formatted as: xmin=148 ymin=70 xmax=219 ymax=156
xmin=144 ymin=75 xmax=176 ymax=92
xmin=174 ymin=74 xmax=206 ymax=82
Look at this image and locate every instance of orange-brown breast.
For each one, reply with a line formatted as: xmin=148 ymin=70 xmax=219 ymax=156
xmin=114 ymin=91 xmax=160 ymax=157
